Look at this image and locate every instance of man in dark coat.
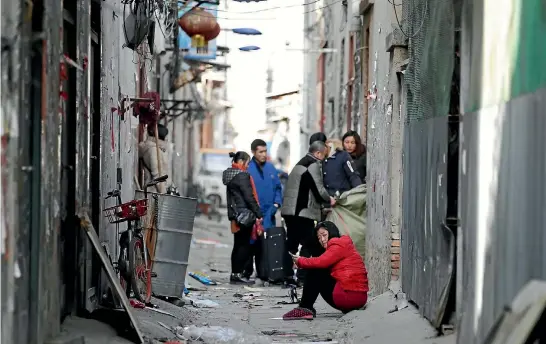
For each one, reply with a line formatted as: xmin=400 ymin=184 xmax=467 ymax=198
xmin=323 ymin=140 xmax=362 ymax=196
xmin=281 ymin=141 xmax=333 ymax=284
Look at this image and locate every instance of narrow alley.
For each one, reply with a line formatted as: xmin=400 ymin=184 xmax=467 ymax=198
xmin=57 ymin=212 xmax=455 ymax=344
xmin=2 ymin=1 xmax=546 ymax=344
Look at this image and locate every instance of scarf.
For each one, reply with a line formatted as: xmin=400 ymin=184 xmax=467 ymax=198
xmin=230 ymin=162 xmax=263 ymax=241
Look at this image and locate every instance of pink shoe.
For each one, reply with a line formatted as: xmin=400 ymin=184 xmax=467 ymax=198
xmin=282 ymin=307 xmax=314 ymax=320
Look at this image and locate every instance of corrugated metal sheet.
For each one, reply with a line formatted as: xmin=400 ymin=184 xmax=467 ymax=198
xmin=457 ymin=88 xmax=546 ymax=344
xmin=401 ymin=116 xmax=455 ymax=328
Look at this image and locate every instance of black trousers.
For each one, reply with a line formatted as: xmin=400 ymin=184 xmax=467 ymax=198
xmin=242 ymin=235 xmax=265 ymax=279
xmin=284 ymin=215 xmax=323 ymax=282
xmin=299 ymin=268 xmax=336 ymax=310
xmin=231 ymin=225 xmax=252 ymax=274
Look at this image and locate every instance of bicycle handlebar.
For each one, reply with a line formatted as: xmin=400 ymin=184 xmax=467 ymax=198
xmin=146 ymin=174 xmax=168 ymax=187
xmin=105 ymin=189 xmax=121 ymax=200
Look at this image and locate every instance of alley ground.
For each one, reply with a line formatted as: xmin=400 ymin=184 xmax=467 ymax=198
xmin=59 ymin=212 xmax=456 ymax=344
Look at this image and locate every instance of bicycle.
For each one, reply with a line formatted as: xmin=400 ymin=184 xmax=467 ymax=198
xmin=103 ymin=174 xmax=168 ymax=303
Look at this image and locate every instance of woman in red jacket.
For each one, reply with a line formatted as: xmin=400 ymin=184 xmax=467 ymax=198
xmin=283 ymin=221 xmax=368 ymax=320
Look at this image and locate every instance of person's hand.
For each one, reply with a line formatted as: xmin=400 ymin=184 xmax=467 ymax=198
xmin=330 ymin=196 xmax=337 ymax=207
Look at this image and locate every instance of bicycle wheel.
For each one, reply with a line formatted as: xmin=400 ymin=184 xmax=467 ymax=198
xmin=118 ymin=246 xmax=131 ymax=298
xmin=128 ymin=237 xmax=152 ymax=303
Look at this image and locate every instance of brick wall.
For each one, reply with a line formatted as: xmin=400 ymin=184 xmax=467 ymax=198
xmin=391 ymin=232 xmax=401 ymax=280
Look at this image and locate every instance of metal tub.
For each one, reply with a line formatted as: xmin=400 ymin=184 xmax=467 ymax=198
xmin=135 ymin=191 xmax=197 ymax=298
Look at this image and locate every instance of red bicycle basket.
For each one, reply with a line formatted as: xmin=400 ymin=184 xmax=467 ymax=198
xmin=103 ymin=199 xmax=148 ymax=224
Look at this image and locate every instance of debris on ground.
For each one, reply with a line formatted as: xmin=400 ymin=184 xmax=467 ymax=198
xmin=186 ymin=297 xmax=220 ymax=308
xmin=130 ymin=299 xmax=145 ymax=308
xmin=178 ymin=325 xmax=271 ymax=344
xmin=193 ymin=238 xmax=230 ymax=249
xmin=146 ymin=307 xmax=177 ymax=317
xmin=189 ymin=271 xmax=218 ymax=286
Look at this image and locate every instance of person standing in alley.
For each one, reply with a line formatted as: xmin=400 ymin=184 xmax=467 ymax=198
xmin=342 ymin=130 xmax=367 ymax=183
xmin=243 ymin=139 xmax=284 ymax=284
xmin=223 ymin=151 xmax=263 ymax=285
xmin=139 ymin=123 xmax=171 ymax=193
xmin=281 ymin=140 xmax=334 ymax=285
xmin=323 ymin=137 xmax=362 ymax=196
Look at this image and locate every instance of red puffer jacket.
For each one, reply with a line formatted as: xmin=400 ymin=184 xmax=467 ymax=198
xmin=297 ymin=236 xmax=368 ymax=292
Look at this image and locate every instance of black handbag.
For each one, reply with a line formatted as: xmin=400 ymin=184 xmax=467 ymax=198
xmin=231 ymin=205 xmax=256 ymax=227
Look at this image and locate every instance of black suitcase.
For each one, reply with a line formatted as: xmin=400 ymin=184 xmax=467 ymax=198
xmin=259 ymin=226 xmax=293 ymax=283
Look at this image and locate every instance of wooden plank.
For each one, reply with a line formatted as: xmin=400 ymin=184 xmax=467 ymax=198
xmin=78 ymin=211 xmax=145 ymax=344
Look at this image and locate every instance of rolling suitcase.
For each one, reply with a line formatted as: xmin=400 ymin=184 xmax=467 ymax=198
xmin=259 ymin=226 xmax=293 ymax=283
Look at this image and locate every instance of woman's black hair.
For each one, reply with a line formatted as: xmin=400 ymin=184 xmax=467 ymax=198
xmin=342 ymin=130 xmax=366 ymax=157
xmin=315 ymin=221 xmax=341 ymax=240
xmin=229 ymin=151 xmax=251 ymax=163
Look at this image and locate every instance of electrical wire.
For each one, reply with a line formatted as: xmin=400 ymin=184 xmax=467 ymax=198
xmin=178 ymin=0 xmax=323 ymax=14
xmin=393 ymin=0 xmax=427 ymax=38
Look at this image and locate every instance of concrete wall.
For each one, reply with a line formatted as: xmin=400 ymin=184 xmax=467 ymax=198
xmin=98 ymin=0 xmax=156 ymax=285
xmin=359 ymin=1 xmax=407 ymax=296
xmin=302 ymin=0 xmax=408 ymax=296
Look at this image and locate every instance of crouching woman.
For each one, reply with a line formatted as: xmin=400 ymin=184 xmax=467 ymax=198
xmin=283 ymin=221 xmax=368 ymax=320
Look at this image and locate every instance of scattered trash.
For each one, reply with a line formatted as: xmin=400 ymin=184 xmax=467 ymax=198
xmin=178 ymin=325 xmax=271 ymax=343
xmin=183 ymin=285 xmax=190 ymax=295
xmin=145 ymin=306 xmax=176 ymax=317
xmin=388 ymin=292 xmax=409 ymax=313
xmin=193 ymin=238 xmax=230 ymax=248
xmin=244 ymin=286 xmax=264 ymax=292
xmin=186 ymin=297 xmax=220 ymax=308
xmin=186 ymin=284 xmax=207 ymax=292
xmin=211 ymin=268 xmax=229 ymax=273
xmin=269 ymin=317 xmax=283 ymax=320
xmin=129 ymin=299 xmax=145 ymax=309
xmin=157 ymin=321 xmax=173 ymax=332
xmin=276 ymin=287 xmax=299 ymax=305
xmin=189 ymin=271 xmax=218 ymax=286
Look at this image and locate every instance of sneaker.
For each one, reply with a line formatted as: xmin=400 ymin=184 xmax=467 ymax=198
xmin=230 ymin=273 xmax=255 ymax=285
xmin=254 ymin=278 xmax=266 ymax=287
xmin=282 ymin=307 xmax=314 ymax=320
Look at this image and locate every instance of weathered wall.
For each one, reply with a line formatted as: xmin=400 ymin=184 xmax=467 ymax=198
xmin=458 ymin=0 xmax=546 ymax=342
xmin=362 ymin=1 xmax=404 ymax=296
xmin=1 ymin=1 xmax=23 ymax=343
xmin=98 ymin=0 xmax=153 ymax=293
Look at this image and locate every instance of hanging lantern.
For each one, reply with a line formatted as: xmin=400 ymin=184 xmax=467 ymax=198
xmin=178 ymin=8 xmax=220 ymax=50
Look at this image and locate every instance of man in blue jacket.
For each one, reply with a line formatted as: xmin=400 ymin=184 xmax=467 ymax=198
xmin=244 ymin=139 xmax=283 ymax=283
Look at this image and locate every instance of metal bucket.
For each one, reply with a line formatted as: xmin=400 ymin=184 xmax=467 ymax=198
xmin=135 ymin=191 xmax=197 ymax=298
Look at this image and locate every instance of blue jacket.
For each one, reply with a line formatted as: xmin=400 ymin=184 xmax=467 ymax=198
xmin=322 ymin=149 xmax=362 ymax=196
xmin=248 ymin=159 xmax=283 ymax=227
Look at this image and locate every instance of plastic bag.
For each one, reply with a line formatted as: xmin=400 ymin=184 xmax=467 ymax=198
xmin=326 ymin=184 xmax=367 ymax=259
xmin=187 ymin=297 xmax=220 ymax=308
xmin=179 ymin=325 xmax=271 ymax=344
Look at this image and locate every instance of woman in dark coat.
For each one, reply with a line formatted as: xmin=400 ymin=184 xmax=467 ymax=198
xmin=342 ymin=131 xmax=367 ymax=183
xmin=222 ymin=151 xmax=263 ymax=284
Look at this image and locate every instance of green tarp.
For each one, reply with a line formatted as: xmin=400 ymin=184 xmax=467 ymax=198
xmin=325 ymin=184 xmax=367 ymax=259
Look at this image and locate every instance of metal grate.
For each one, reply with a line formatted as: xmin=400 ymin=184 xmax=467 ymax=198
xmin=403 ymin=0 xmax=455 ymax=123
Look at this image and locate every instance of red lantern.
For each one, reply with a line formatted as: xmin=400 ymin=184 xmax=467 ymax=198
xmin=178 ymin=8 xmax=220 ymax=49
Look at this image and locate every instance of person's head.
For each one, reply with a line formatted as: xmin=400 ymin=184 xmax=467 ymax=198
xmin=342 ymin=130 xmax=365 ymax=156
xmin=309 ymin=140 xmax=328 ymax=161
xmin=148 ymin=123 xmax=169 ymax=141
xmin=229 ymin=151 xmax=251 ymax=169
xmin=315 ymin=221 xmax=341 ymax=248
xmin=309 ymin=132 xmax=327 ymax=146
xmin=251 ymin=139 xmax=268 ymax=164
